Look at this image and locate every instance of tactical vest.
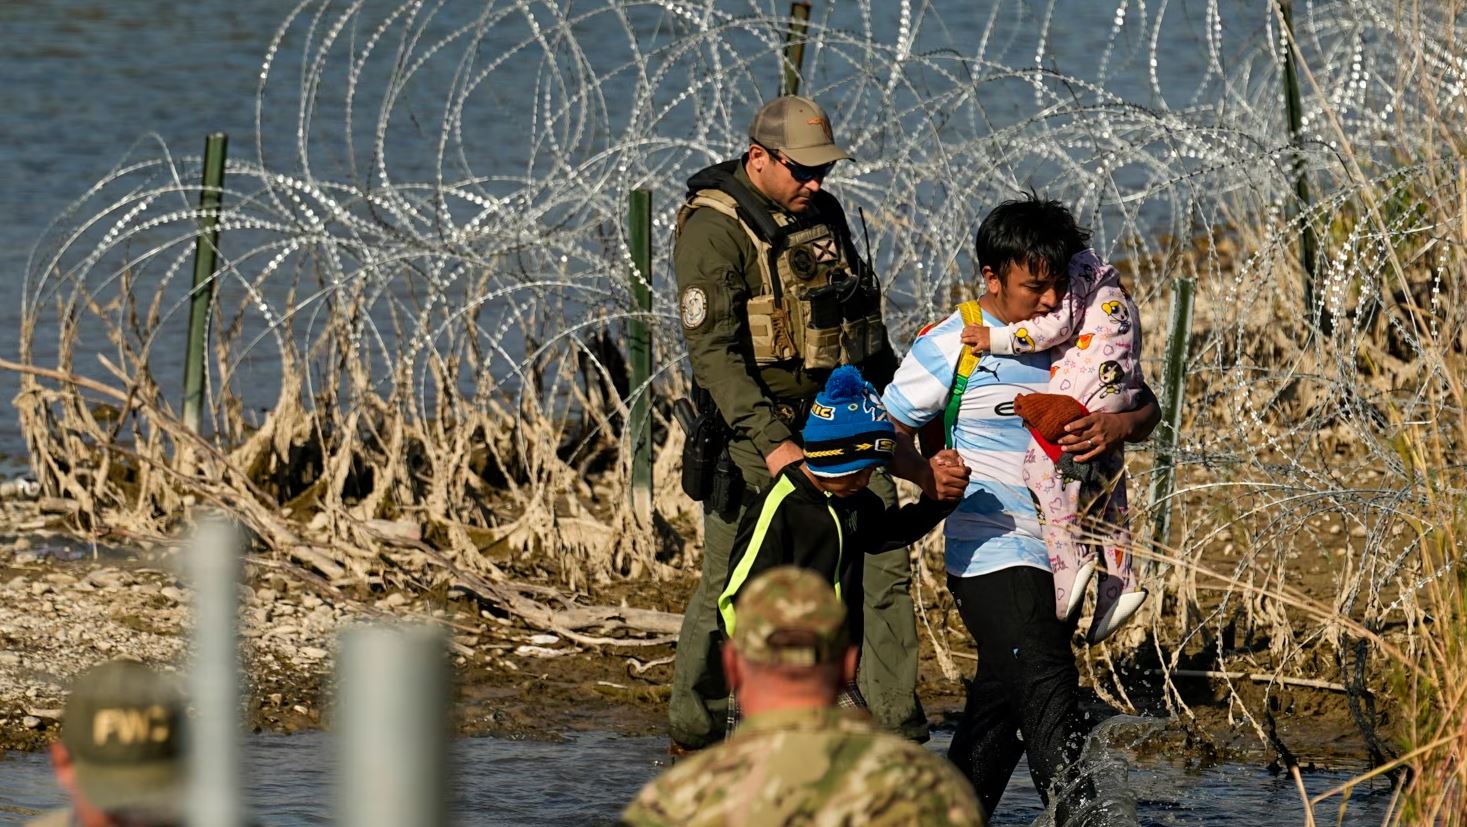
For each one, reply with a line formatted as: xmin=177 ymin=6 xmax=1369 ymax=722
xmin=675 ymin=163 xmax=887 ymax=372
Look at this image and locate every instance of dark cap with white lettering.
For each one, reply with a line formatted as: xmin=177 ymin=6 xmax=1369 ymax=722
xmin=60 ymin=659 xmax=185 ymax=817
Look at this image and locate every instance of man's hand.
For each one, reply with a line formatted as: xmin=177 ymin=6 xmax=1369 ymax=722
xmin=764 ymin=440 xmax=804 ymax=478
xmin=923 ymin=449 xmax=970 ymax=501
xmin=1059 ymin=387 xmax=1162 ymax=462
xmin=891 ymin=422 xmax=967 ymax=501
xmin=1058 ymin=414 xmax=1128 ymax=462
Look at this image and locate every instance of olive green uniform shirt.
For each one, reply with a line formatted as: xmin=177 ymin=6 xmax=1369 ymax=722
xmin=621 ymin=706 xmax=983 ymax=826
xmin=675 ymin=164 xmax=896 ymax=474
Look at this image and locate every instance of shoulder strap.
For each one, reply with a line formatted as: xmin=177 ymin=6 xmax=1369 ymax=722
xmin=942 ymin=301 xmax=984 ymax=449
xmin=683 ymin=160 xmax=790 ymax=245
xmin=680 ymin=190 xmax=783 ymax=300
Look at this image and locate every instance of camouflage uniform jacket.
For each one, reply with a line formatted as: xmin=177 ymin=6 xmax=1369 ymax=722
xmin=620 ymin=706 xmax=983 ymax=826
xmin=675 ymin=163 xmax=898 ymax=478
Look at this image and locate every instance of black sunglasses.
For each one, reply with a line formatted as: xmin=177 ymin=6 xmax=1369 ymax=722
xmin=757 ymin=144 xmax=834 ymax=183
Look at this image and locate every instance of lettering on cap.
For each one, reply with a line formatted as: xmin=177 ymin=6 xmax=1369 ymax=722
xmin=92 ymin=705 xmax=172 ymax=746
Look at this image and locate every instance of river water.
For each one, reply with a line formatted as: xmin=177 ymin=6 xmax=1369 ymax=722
xmin=0 ymin=728 xmax=1393 ymax=825
xmin=0 ymin=0 xmax=1273 ymax=462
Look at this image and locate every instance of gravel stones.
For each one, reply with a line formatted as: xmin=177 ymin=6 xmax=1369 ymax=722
xmin=0 ymin=540 xmax=365 ymax=750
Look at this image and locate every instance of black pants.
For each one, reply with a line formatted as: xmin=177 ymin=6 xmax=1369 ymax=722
xmin=948 ymin=566 xmax=1094 ymax=825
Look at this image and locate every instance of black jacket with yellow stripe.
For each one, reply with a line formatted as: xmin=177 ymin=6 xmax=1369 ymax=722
xmin=718 ymin=464 xmax=953 ymax=646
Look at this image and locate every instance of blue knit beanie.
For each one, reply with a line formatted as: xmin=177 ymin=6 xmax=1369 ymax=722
xmin=803 ymin=366 xmax=896 ymax=477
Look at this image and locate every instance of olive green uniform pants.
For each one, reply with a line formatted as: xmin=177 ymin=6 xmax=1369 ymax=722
xmin=668 ymin=463 xmax=928 ymax=748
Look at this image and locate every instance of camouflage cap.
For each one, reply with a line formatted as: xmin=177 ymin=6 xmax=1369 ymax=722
xmin=730 ymin=567 xmax=849 ymax=667
xmin=748 ymin=95 xmax=852 ymax=167
xmin=60 ymin=660 xmax=185 ymax=818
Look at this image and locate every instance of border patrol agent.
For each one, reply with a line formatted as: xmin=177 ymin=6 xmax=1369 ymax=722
xmin=624 ymin=567 xmax=984 ymax=826
xmin=669 ymin=95 xmax=969 ymax=751
xmin=29 ymin=660 xmax=185 ymax=827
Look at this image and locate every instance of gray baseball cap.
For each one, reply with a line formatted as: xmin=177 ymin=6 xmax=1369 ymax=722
xmin=748 ymin=96 xmax=853 ymax=167
xmin=60 ymin=660 xmax=185 ymax=818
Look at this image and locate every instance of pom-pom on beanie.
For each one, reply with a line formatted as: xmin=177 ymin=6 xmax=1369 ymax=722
xmin=802 ymin=365 xmax=896 ymax=477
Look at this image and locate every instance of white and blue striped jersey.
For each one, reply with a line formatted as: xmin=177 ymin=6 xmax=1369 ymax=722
xmin=881 ymin=307 xmax=1051 ymax=578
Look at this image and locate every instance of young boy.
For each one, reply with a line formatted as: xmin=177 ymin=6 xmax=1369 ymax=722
xmin=961 ymin=244 xmax=1148 ymax=643
xmin=717 ymin=365 xmax=957 ymax=728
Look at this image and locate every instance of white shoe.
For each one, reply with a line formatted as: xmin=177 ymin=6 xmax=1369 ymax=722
xmin=1061 ymin=559 xmax=1097 ymax=621
xmin=1088 ymin=589 xmax=1148 ymax=644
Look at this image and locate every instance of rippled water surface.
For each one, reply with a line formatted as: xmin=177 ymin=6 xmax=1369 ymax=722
xmin=0 ymin=728 xmax=1393 ymax=826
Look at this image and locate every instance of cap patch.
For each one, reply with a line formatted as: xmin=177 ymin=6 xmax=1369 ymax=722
xmin=93 ymin=706 xmax=172 ymax=746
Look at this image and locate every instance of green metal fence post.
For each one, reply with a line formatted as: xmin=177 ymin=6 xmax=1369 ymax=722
xmin=628 ymin=189 xmax=654 ymax=525
xmin=1279 ymin=0 xmax=1328 ymax=335
xmin=1147 ymin=277 xmax=1195 ymax=570
xmin=780 ymin=2 xmax=813 ymax=97
xmin=183 ymin=133 xmax=228 ymax=434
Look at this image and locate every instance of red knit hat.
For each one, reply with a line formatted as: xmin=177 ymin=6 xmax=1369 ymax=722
xmin=1013 ymin=393 xmax=1089 ymax=464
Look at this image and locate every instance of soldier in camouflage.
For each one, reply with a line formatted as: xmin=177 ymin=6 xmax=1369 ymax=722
xmin=670 ymin=94 xmax=970 ymax=750
xmin=624 ymin=567 xmax=983 ymax=827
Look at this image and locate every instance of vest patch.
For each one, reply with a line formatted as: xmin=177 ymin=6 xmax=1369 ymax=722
xmin=813 ymin=237 xmax=838 ymax=262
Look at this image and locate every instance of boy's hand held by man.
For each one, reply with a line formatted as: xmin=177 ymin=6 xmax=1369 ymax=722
xmin=925 ymin=450 xmax=970 ymax=500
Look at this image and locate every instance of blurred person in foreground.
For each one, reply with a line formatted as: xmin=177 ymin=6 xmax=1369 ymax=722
xmin=28 ymin=659 xmax=184 ymax=827
xmin=621 ymin=567 xmax=982 ymax=827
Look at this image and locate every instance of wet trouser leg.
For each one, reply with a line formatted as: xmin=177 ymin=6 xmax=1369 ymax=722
xmin=857 ymin=470 xmax=929 ymax=742
xmin=667 ymin=497 xmax=745 ymax=748
xmin=947 ymin=567 xmax=1093 ymax=825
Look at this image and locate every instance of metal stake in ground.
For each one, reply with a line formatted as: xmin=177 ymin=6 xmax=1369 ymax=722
xmin=182 ymin=133 xmax=228 ymax=435
xmin=781 ymin=2 xmax=813 ymax=96
xmin=1147 ymin=276 xmax=1194 ymax=571
xmin=628 ymin=188 xmax=654 ymax=526
xmin=1278 ymin=1 xmax=1328 ymax=336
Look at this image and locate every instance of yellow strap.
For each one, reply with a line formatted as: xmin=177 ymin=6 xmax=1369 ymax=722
xmin=956 ymin=300 xmax=983 ymax=378
xmin=942 ymin=300 xmax=986 ymax=448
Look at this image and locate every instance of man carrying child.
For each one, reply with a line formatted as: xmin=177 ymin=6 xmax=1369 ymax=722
xmin=882 ymin=196 xmax=1160 ymax=825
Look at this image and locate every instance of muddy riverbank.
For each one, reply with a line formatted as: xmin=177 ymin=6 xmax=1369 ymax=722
xmin=0 ymin=493 xmax=1385 ymax=778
